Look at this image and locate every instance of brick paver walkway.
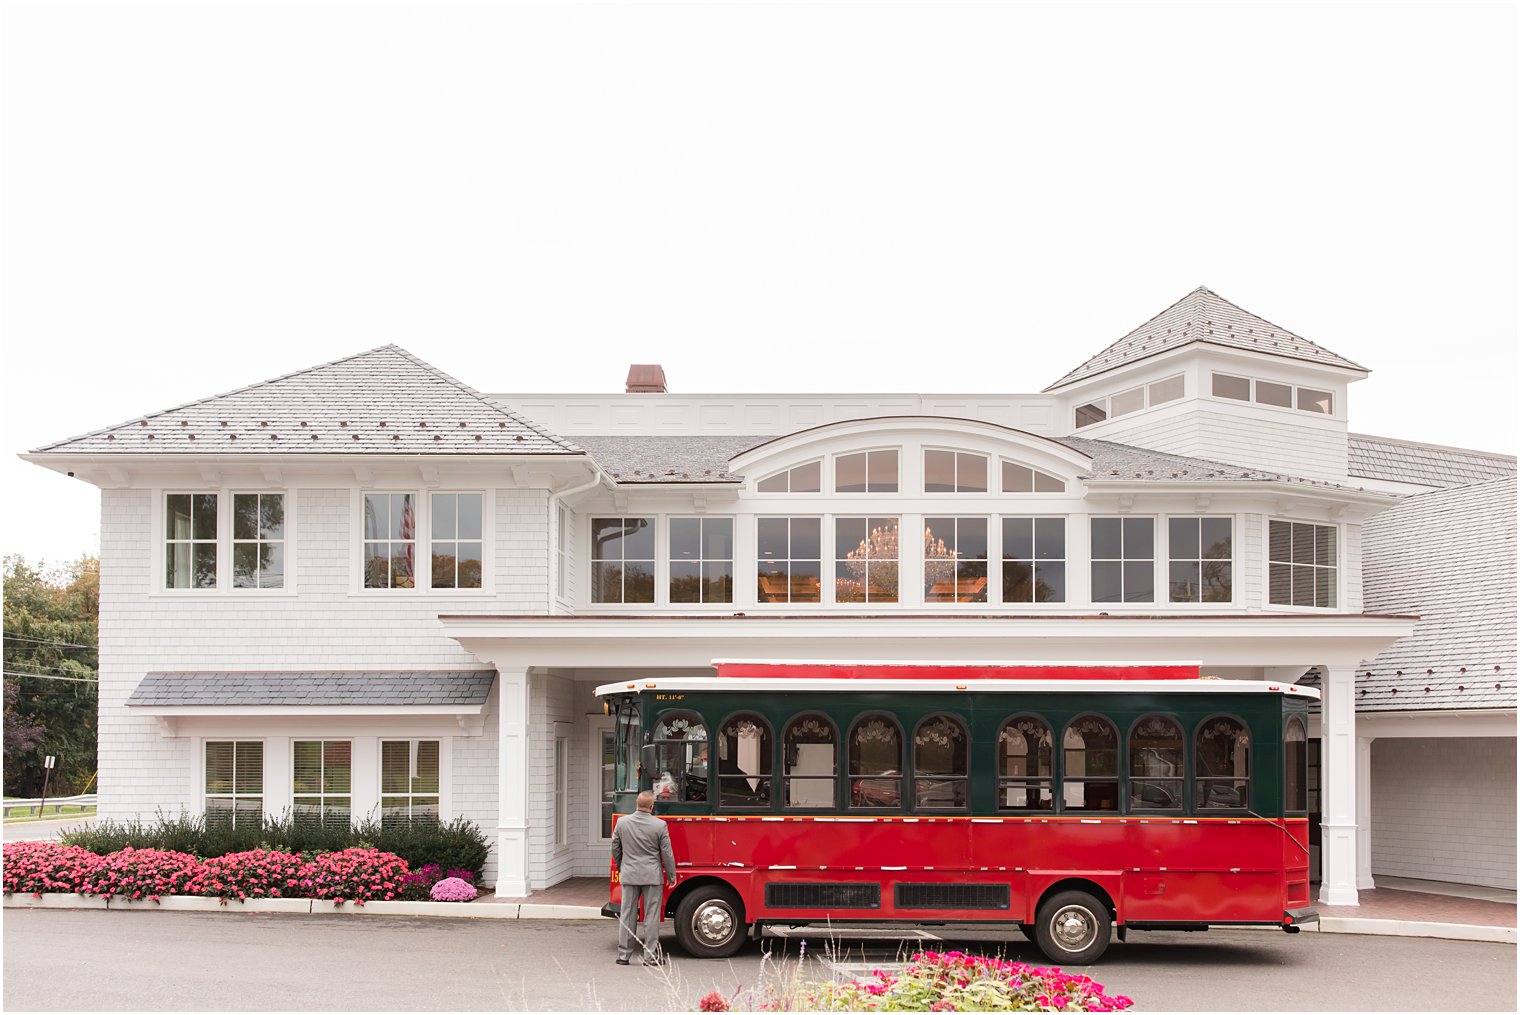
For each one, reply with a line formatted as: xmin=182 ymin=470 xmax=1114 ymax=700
xmin=1319 ymin=887 xmax=1516 ymax=928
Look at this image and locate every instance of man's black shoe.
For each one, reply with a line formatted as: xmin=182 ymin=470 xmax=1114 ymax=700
xmin=615 ymin=958 xmax=630 ymax=965
xmin=643 ymin=956 xmax=666 ymax=966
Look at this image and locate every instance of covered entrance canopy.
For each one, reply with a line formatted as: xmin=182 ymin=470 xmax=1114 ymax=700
xmin=442 ymin=612 xmax=1413 ymax=902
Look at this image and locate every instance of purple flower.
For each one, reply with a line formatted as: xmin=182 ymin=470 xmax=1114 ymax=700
xmin=429 ymin=877 xmax=477 ymax=902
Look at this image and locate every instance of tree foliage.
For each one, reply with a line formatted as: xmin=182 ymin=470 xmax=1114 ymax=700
xmin=3 ymin=555 xmax=99 ymax=796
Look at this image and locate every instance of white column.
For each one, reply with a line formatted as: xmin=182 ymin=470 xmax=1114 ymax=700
xmin=1356 ymin=736 xmax=1374 ymax=891
xmin=1318 ymin=664 xmax=1359 ymax=906
xmin=496 ymin=668 xmax=532 ymax=897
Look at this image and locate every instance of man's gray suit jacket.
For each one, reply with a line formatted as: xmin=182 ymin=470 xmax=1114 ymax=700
xmin=611 ymin=810 xmax=678 ymax=885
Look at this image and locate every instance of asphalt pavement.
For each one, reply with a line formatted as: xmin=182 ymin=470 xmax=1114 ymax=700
xmin=3 ymin=908 xmax=1515 ymax=1012
xmin=3 ymin=815 xmax=96 ymax=843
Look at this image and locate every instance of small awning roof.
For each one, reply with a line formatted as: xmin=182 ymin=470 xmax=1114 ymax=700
xmin=126 ymin=669 xmax=495 ymax=715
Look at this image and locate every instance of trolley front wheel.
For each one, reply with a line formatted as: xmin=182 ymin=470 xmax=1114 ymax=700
xmin=674 ymin=885 xmax=747 ymax=958
xmin=1033 ymin=890 xmax=1112 ymax=965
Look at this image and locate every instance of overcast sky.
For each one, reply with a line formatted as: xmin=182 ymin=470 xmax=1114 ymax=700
xmin=3 ymin=1 xmax=1515 ymax=566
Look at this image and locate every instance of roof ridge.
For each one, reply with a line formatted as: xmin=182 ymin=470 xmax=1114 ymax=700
xmin=1350 ymin=432 xmax=1517 ymax=463
xmin=31 ymin=344 xmax=407 ymax=452
xmin=380 ymin=346 xmax=580 ymax=452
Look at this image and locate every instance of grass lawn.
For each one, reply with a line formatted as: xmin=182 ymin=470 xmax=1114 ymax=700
xmin=2 ymin=802 xmax=97 ymax=823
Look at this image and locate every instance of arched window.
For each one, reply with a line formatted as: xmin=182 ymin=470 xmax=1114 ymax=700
xmin=1285 ymin=716 xmax=1308 ymax=814
xmin=783 ymin=714 xmax=837 ymax=809
xmin=848 ymin=715 xmax=902 ymax=809
xmin=650 ymin=711 xmax=708 ymax=804
xmin=913 ymin=715 xmax=968 ymax=810
xmin=1128 ymin=714 xmax=1184 ymax=811
xmin=716 ymin=714 xmax=772 ymax=809
xmin=757 ymin=461 xmax=822 ymax=494
xmin=997 ymin=715 xmax=1053 ymax=811
xmin=1196 ymin=716 xmax=1251 ymax=809
xmin=1062 ymin=715 xmax=1119 ymax=812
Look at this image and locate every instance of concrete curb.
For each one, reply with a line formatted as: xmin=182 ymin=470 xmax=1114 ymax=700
xmin=1317 ymin=916 xmax=1516 ymax=945
xmin=2 ymin=893 xmax=604 ymax=920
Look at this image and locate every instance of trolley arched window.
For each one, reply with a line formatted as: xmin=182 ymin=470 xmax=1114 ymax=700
xmin=1285 ymin=716 xmax=1308 ymax=814
xmin=848 ymin=715 xmax=903 ymax=809
xmin=1128 ymin=714 xmax=1184 ymax=811
xmin=997 ymin=715 xmax=1053 ymax=811
xmin=1062 ymin=715 xmax=1119 ymax=812
xmin=1196 ymin=716 xmax=1251 ymax=809
xmin=650 ymin=711 xmax=708 ymax=804
xmin=912 ymin=714 xmax=968 ymax=810
xmin=716 ymin=713 xmax=772 ymax=809
xmin=783 ymin=714 xmax=837 ymax=809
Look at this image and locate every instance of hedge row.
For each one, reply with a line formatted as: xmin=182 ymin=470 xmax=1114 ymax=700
xmin=59 ymin=812 xmax=489 ymax=881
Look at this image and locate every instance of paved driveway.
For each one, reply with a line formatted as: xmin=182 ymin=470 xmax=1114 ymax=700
xmin=4 ymin=909 xmax=1515 ymax=1011
xmin=3 ymin=815 xmax=96 ymax=843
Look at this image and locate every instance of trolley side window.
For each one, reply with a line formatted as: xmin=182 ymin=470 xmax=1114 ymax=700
xmin=848 ymin=714 xmax=904 ymax=809
xmin=1062 ymin=715 xmax=1120 ymax=812
xmin=997 ymin=715 xmax=1053 ymax=811
xmin=651 ymin=710 xmax=709 ymax=804
xmin=716 ymin=713 xmax=773 ymax=810
xmin=912 ymin=714 xmax=969 ymax=811
xmin=1128 ymin=714 xmax=1185 ymax=812
xmin=1284 ymin=714 xmax=1308 ymax=814
xmin=783 ymin=713 xmax=838 ymax=810
xmin=1196 ymin=715 xmax=1251 ymax=810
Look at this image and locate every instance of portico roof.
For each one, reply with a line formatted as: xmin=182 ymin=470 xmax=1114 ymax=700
xmin=439 ymin=612 xmax=1417 ymax=671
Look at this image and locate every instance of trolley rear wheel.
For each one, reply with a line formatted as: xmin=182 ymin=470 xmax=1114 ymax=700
xmin=1033 ymin=890 xmax=1112 ymax=964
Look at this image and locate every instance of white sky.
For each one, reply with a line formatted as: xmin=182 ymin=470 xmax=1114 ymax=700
xmin=2 ymin=1 xmax=1516 ymax=566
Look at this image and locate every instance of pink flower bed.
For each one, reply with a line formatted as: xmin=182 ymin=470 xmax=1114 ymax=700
xmin=299 ymin=847 xmax=410 ymax=904
xmin=189 ymin=849 xmax=307 ymax=901
xmin=79 ymin=846 xmax=202 ymax=903
xmin=1 ymin=841 xmax=104 ymax=897
xmin=428 ymin=876 xmax=477 ymax=902
xmin=3 ymin=842 xmax=422 ymax=906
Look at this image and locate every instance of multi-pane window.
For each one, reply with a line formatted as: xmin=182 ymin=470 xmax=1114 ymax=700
xmin=231 ymin=493 xmax=284 ymax=589
xmin=363 ymin=493 xmax=416 ymax=589
xmin=848 ymin=715 xmax=902 ymax=809
xmin=716 ymin=714 xmax=772 ymax=809
xmin=1062 ymin=716 xmax=1119 ymax=811
xmin=923 ymin=450 xmax=988 ymax=493
xmin=1001 ymin=461 xmax=1064 ymax=493
xmin=783 ymin=714 xmax=837 ymax=809
xmin=1214 ymin=372 xmax=1334 ymax=416
xmin=1003 ymin=517 xmax=1066 ymax=603
xmin=1269 ymin=520 xmax=1338 ymax=608
xmin=835 ymin=450 xmax=899 ymax=493
xmin=670 ymin=517 xmax=734 ymax=604
xmin=650 ymin=712 xmax=708 ymax=803
xmin=166 ymin=493 xmax=218 ymax=589
xmin=591 ymin=517 xmax=655 ymax=604
xmin=912 ymin=715 xmax=968 ymax=810
xmin=1196 ymin=716 xmax=1251 ymax=809
xmin=1128 ymin=715 xmax=1184 ymax=811
xmin=923 ymin=517 xmax=988 ymax=602
xmin=757 ymin=461 xmax=822 ymax=493
xmin=431 ymin=493 xmax=484 ymax=589
xmin=756 ymin=517 xmax=822 ymax=603
xmin=205 ymin=740 xmax=262 ymax=827
xmin=835 ymin=517 xmax=900 ymax=603
xmin=1168 ymin=517 xmax=1233 ymax=603
xmin=996 ymin=716 xmax=1053 ymax=811
xmin=380 ymin=740 xmax=440 ymax=821
xmin=1091 ymin=517 xmax=1155 ymax=603
xmin=293 ymin=740 xmax=352 ymax=824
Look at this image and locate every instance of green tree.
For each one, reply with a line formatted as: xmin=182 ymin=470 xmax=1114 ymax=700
xmin=2 ymin=555 xmax=99 ymax=796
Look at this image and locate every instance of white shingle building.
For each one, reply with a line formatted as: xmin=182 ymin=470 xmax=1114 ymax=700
xmin=23 ymin=287 xmax=1515 ymax=900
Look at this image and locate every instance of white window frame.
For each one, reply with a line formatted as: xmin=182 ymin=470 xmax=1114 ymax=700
xmin=155 ymin=489 xmax=298 ymax=596
xmin=1265 ymin=518 xmax=1341 ymax=611
xmin=1073 ymin=398 xmax=1109 ymax=429
xmin=588 ymin=716 xmax=616 ymax=846
xmin=999 ymin=459 xmax=1066 ymax=494
xmin=922 ymin=448 xmax=990 ymax=494
xmin=754 ymin=514 xmax=826 ymax=607
xmin=833 ymin=447 xmax=901 ymax=494
xmin=667 ymin=515 xmax=736 ymax=606
xmin=291 ymin=738 xmax=355 ymax=824
xmin=201 ymin=738 xmax=266 ymax=827
xmin=1211 ymin=372 xmax=1252 ymax=402
xmin=230 ymin=491 xmax=289 ymax=591
xmin=427 ymin=491 xmax=488 ymax=591
xmin=554 ymin=735 xmax=570 ymax=850
xmin=1109 ymin=385 xmax=1146 ymax=418
xmin=588 ymin=515 xmax=659 ymax=606
xmin=1148 ymin=374 xmax=1185 ymax=406
xmin=163 ymin=490 xmax=221 ymax=591
xmin=754 ymin=458 xmax=825 ymax=495
xmin=997 ymin=514 xmax=1069 ymax=606
xmin=921 ymin=514 xmax=991 ymax=605
xmin=833 ymin=514 xmax=903 ymax=605
xmin=378 ymin=738 xmax=448 ymax=821
xmin=1089 ymin=514 xmax=1159 ymax=605
xmin=352 ymin=490 xmax=491 ymax=594
xmin=1164 ymin=514 xmax=1236 ymax=606
xmin=555 ymin=503 xmax=570 ymax=602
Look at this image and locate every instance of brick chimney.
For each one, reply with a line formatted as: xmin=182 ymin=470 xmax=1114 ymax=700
xmin=625 ymin=364 xmax=668 ymax=393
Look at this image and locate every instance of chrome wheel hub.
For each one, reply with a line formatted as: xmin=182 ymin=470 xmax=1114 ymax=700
xmin=1050 ymin=905 xmax=1096 ymax=951
xmin=694 ymin=902 xmax=735 ymax=943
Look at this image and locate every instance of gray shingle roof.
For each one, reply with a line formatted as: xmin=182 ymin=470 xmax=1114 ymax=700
xmin=32 ymin=346 xmax=580 ymax=456
xmin=126 ymin=670 xmax=497 ymax=707
xmin=1045 ymin=287 xmax=1369 ymax=390
xmin=1357 ymin=477 xmax=1516 ymax=711
xmin=1061 ymin=437 xmax=1361 ymax=489
xmin=1349 ymin=433 xmax=1517 ymax=489
xmin=577 ymin=435 xmax=771 ymax=483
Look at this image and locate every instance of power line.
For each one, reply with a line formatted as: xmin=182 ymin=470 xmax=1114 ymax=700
xmin=3 ymin=670 xmax=98 ymax=684
xmin=2 ymin=636 xmax=96 ymax=650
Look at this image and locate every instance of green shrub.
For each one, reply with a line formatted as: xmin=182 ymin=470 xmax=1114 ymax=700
xmin=61 ymin=811 xmax=490 ymax=881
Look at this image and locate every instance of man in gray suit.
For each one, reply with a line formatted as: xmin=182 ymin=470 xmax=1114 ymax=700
xmin=611 ymin=790 xmax=678 ymax=965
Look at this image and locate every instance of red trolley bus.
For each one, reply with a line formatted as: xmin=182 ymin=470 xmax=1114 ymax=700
xmin=598 ymin=661 xmax=1316 ymax=964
